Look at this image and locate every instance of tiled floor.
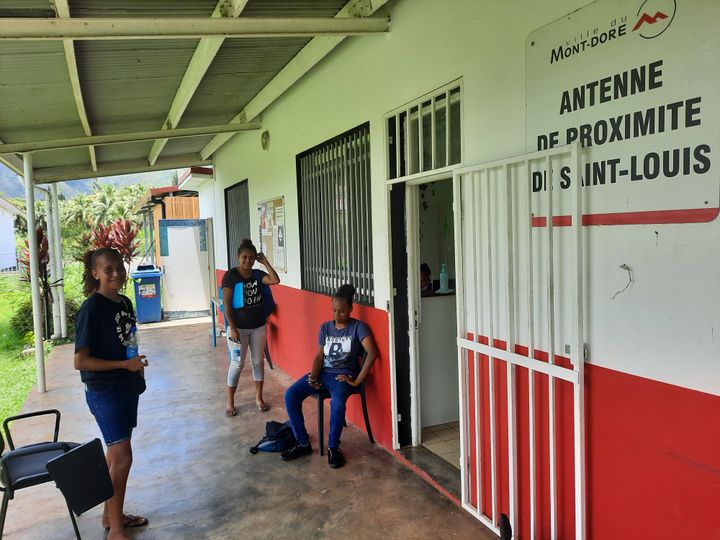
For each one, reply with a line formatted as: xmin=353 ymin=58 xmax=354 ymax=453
xmin=422 ymin=421 xmax=461 ymax=469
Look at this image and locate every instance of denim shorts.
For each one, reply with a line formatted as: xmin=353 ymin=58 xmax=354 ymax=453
xmin=85 ymin=386 xmax=139 ymax=446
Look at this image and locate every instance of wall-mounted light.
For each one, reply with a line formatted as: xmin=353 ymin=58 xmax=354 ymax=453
xmin=261 ymin=130 xmax=270 ymax=151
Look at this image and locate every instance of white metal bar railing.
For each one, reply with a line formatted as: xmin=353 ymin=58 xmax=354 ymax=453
xmin=484 ymin=169 xmax=498 ymax=527
xmin=546 ymin=153 xmax=558 ymax=540
xmin=471 ymin=171 xmax=483 ymax=516
xmin=454 ymin=144 xmax=585 ymax=539
xmin=526 ymin=159 xmax=537 ymax=540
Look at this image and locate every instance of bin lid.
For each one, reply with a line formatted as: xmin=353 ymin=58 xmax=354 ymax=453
xmin=130 ymin=266 xmax=162 ymax=278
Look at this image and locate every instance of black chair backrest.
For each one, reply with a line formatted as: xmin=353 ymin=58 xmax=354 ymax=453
xmin=3 ymin=409 xmax=61 ymax=450
xmin=46 ymin=439 xmax=114 ymax=515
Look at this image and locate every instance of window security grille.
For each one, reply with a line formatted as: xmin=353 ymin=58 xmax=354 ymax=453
xmin=387 ymin=84 xmax=462 ymax=180
xmin=297 ymin=123 xmax=374 ymax=305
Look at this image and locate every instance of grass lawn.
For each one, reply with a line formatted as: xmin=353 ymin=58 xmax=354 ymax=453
xmin=0 ymin=274 xmax=39 ymax=426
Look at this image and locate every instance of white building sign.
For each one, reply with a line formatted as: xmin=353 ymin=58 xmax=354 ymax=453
xmin=527 ymin=0 xmax=719 ymax=224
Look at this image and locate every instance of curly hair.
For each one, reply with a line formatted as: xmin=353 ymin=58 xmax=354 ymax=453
xmin=81 ymin=248 xmax=123 ymax=296
xmin=333 ymin=284 xmax=356 ymax=307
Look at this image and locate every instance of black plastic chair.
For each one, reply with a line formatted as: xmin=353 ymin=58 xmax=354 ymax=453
xmin=46 ymin=438 xmax=113 ymax=517
xmin=312 ymin=354 xmax=375 ymax=456
xmin=0 ymin=410 xmax=79 ymax=540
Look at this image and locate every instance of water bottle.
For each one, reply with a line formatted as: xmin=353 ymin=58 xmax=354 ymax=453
xmin=439 ymin=263 xmax=449 ymax=292
xmin=126 ymin=326 xmax=139 ymax=359
xmin=230 ymin=337 xmax=242 ymax=366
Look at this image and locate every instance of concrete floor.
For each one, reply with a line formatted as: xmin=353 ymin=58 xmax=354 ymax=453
xmin=2 ymin=322 xmax=493 ymax=540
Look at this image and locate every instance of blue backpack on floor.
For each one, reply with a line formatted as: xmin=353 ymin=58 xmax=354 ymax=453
xmin=249 ymin=420 xmax=295 ymax=453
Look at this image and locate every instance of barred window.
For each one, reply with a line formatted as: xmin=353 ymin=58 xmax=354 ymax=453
xmin=387 ymin=83 xmax=462 ymax=180
xmin=297 ymin=123 xmax=374 ymax=305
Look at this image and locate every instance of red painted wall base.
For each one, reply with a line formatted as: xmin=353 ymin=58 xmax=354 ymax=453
xmin=214 ymin=274 xmax=720 ymax=538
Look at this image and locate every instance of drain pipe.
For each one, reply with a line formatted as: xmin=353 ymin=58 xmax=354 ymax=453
xmin=23 ymin=153 xmax=46 ymax=393
xmin=51 ymin=184 xmax=67 ymax=338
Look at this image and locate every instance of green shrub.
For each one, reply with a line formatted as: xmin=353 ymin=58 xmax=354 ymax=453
xmin=10 ymin=299 xmax=37 ymax=337
xmin=9 ymin=298 xmax=80 ymax=339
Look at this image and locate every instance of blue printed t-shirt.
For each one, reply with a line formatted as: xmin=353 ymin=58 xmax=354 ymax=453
xmin=319 ymin=318 xmax=371 ymax=374
xmin=221 ymin=267 xmax=268 ymax=329
xmin=74 ymin=292 xmax=146 ymax=394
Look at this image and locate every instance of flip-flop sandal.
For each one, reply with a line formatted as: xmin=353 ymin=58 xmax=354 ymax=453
xmin=257 ymin=402 xmax=271 ymax=412
xmin=123 ymin=514 xmax=149 ymax=528
xmin=225 ymin=407 xmax=237 ymax=417
xmin=103 ymin=514 xmax=149 ymax=530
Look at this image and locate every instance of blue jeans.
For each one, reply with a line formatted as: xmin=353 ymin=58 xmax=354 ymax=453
xmin=284 ymin=371 xmax=355 ymax=449
xmin=85 ymin=386 xmax=139 ymax=446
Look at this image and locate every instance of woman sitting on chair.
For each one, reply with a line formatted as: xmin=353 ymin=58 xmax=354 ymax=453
xmin=281 ymin=284 xmax=378 ymax=468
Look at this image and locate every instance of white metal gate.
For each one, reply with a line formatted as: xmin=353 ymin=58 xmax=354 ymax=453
xmin=453 ymin=144 xmax=585 ymax=539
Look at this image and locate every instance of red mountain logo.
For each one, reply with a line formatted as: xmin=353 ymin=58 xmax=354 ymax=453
xmin=633 ymin=0 xmax=676 ymax=39
xmin=632 ymin=11 xmax=668 ymax=31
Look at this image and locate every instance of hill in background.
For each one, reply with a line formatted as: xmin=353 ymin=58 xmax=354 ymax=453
xmin=0 ymin=163 xmax=179 ymax=198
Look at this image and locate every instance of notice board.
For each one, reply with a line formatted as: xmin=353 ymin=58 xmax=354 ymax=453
xmin=257 ymin=196 xmax=286 ymax=272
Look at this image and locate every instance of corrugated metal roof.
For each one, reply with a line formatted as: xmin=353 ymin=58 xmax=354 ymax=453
xmin=243 ymin=0 xmax=348 ymax=18
xmin=0 ymin=42 xmax=85 ymax=141
xmin=160 ymin=136 xmax=214 ymax=158
xmin=95 ymin=141 xmax=154 ymax=164
xmin=70 ymin=0 xmax=218 ymax=18
xmin=33 ymin=147 xmax=92 ymax=170
xmin=0 ymin=0 xmax=376 ymax=181
xmin=0 ymin=1 xmax=55 ymax=17
xmin=75 ymin=39 xmax=200 ymax=135
xmin=180 ymin=37 xmax=311 ymax=128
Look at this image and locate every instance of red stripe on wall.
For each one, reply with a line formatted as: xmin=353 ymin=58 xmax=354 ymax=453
xmin=531 ymin=207 xmax=719 ymax=227
xmin=265 ymin=284 xmax=393 ymax=450
xmin=224 ymin=276 xmax=720 ymax=537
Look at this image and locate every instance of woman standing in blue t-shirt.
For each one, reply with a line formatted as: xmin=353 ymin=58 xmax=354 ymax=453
xmin=221 ymin=238 xmax=280 ymax=415
xmin=282 ymin=284 xmax=378 ymax=468
xmin=74 ymin=247 xmax=149 ymax=540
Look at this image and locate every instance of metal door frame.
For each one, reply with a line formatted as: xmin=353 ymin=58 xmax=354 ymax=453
xmin=453 ymin=144 xmax=585 ymax=539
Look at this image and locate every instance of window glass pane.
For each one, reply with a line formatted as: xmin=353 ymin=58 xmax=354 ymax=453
xmin=421 ymin=100 xmax=432 ymax=171
xmin=434 ymin=94 xmax=447 ymax=168
xmin=450 ymin=88 xmax=462 ymax=165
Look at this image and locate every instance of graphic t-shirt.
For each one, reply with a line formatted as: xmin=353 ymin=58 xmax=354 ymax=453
xmin=319 ymin=318 xmax=371 ymax=374
xmin=74 ymin=292 xmax=146 ymax=394
xmin=221 ymin=268 xmax=268 ymax=329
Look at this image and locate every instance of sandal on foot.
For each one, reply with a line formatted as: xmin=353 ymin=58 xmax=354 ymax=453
xmin=103 ymin=514 xmax=149 ymax=529
xmin=225 ymin=407 xmax=237 ymax=417
xmin=123 ymin=514 xmax=148 ymax=528
xmin=256 ymin=402 xmax=271 ymax=412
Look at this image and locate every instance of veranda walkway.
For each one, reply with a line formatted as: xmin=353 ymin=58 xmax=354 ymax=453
xmin=3 ymin=322 xmax=491 ymax=539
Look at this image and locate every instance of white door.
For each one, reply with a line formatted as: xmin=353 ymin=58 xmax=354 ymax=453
xmin=453 ymin=144 xmax=586 ymax=539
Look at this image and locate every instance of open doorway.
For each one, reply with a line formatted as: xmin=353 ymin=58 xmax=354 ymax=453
xmin=411 ymin=178 xmax=459 ymax=469
xmin=392 ymin=176 xmax=460 ymax=494
xmin=415 ymin=179 xmax=459 ymax=468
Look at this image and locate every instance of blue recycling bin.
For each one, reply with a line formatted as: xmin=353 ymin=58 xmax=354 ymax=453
xmin=130 ymin=265 xmax=163 ymax=323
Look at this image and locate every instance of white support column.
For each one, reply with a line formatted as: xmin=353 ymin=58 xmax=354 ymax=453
xmin=51 ymin=184 xmax=67 ymax=338
xmin=43 ymin=187 xmax=61 ymax=339
xmin=23 ymin=153 xmax=46 ymax=393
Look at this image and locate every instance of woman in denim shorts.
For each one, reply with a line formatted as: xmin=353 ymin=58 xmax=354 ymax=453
xmin=74 ymin=248 xmax=149 ymax=540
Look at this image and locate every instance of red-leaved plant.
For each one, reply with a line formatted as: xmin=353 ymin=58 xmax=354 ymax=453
xmin=18 ymin=226 xmax=50 ymax=292
xmin=89 ymin=219 xmax=140 ymax=267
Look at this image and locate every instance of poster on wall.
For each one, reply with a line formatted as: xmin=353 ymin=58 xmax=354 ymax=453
xmin=526 ymin=0 xmax=720 ymax=225
xmin=258 ymin=196 xmax=286 ymax=272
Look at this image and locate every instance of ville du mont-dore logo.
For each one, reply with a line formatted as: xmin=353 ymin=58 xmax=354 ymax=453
xmin=549 ymin=0 xmax=676 ymax=63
